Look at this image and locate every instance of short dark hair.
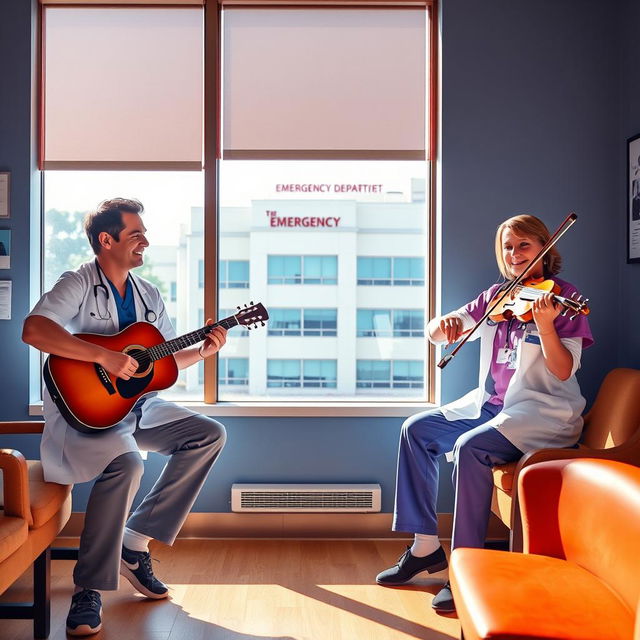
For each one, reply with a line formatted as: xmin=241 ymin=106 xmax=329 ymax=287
xmin=84 ymin=198 xmax=144 ymax=255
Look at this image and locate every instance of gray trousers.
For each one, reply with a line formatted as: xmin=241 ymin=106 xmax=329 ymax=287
xmin=73 ymin=413 xmax=226 ymax=590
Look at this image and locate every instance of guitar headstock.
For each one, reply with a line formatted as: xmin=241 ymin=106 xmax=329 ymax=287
xmin=235 ymin=302 xmax=269 ymax=329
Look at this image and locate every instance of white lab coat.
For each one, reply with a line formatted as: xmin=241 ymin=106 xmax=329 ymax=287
xmin=28 ymin=261 xmax=198 ymax=484
xmin=436 ymin=309 xmax=586 ymax=453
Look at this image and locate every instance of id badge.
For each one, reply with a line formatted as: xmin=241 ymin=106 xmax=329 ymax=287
xmin=496 ymin=347 xmax=512 ymax=364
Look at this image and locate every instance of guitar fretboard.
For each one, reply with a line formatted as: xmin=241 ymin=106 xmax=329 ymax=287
xmin=147 ymin=316 xmax=239 ymax=362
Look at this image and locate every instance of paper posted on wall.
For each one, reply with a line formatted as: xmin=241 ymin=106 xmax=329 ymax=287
xmin=0 ymin=281 xmax=11 ymax=319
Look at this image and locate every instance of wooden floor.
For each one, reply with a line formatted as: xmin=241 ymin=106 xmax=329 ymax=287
xmin=0 ymin=539 xmax=460 ymax=640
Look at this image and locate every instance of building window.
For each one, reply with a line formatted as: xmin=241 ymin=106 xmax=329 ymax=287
xmin=303 ymin=309 xmax=337 ymax=336
xmin=220 ymin=260 xmax=250 ymax=289
xmin=393 ymin=258 xmax=425 ymax=286
xmin=392 ymin=360 xmax=424 ymax=388
xmin=356 ymin=309 xmax=424 ymax=337
xmin=267 ymin=255 xmax=337 ymax=285
xmin=268 ymin=308 xmax=337 ymax=337
xmin=356 ymin=360 xmax=391 ymax=388
xmin=303 ymin=360 xmax=337 ymax=388
xmin=357 ymin=257 xmax=391 ymax=285
xmin=267 ymin=359 xmax=301 ymax=387
xmin=170 ymin=281 xmax=177 ymax=301
xmin=220 ymin=358 xmax=249 ymax=386
xmin=356 ymin=360 xmax=423 ymax=389
xmin=268 ymin=309 xmax=301 ymax=336
xmin=357 ymin=257 xmax=424 ymax=286
xmin=267 ymin=359 xmax=337 ymax=388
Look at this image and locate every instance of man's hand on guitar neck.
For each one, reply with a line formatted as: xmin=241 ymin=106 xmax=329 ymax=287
xmin=173 ymin=323 xmax=227 ymax=370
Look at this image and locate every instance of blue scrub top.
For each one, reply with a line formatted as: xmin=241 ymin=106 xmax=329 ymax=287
xmin=107 ymin=277 xmax=136 ymax=330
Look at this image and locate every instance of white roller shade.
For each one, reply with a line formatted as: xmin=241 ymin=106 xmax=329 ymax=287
xmin=43 ymin=7 xmax=203 ymax=169
xmin=222 ymin=8 xmax=427 ymax=160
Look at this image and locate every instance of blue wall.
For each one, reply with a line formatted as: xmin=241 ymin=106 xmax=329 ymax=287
xmin=619 ymin=0 xmax=640 ymax=366
xmin=0 ymin=0 xmax=633 ymax=515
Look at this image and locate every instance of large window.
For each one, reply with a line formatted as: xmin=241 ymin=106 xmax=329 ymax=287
xmin=41 ymin=2 xmax=435 ymax=405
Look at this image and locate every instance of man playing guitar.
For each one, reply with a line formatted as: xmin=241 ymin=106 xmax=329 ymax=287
xmin=23 ymin=198 xmax=228 ymax=636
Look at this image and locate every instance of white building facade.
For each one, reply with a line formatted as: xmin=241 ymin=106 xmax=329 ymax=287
xmin=163 ymin=180 xmax=428 ymax=402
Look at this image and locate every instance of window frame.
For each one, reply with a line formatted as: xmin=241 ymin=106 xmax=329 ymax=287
xmin=36 ymin=0 xmax=438 ymax=413
xmin=205 ymin=0 xmax=438 ymax=407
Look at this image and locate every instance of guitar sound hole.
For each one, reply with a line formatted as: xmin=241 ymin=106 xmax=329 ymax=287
xmin=128 ymin=348 xmax=152 ymax=375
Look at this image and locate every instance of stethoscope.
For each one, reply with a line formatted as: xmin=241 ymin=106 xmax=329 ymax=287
xmin=91 ymin=259 xmax=157 ymax=323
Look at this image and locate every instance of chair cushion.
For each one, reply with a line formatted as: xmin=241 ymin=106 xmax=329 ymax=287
xmin=492 ymin=462 xmax=516 ymax=492
xmin=0 ymin=515 xmax=28 ymax=564
xmin=0 ymin=460 xmax=72 ymax=529
xmin=451 ymin=548 xmax=635 ymax=640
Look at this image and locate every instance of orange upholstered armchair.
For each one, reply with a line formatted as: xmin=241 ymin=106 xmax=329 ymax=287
xmin=0 ymin=421 xmax=72 ymax=638
xmin=491 ymin=367 xmax=640 ymax=550
xmin=452 ymin=458 xmax=640 ymax=640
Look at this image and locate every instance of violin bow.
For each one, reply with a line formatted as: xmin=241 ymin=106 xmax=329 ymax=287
xmin=437 ymin=212 xmax=578 ymax=369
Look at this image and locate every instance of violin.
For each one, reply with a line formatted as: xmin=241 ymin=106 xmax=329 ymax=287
xmin=488 ymin=277 xmax=590 ymax=324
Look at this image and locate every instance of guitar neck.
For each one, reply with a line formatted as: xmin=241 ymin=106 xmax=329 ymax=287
xmin=146 ymin=316 xmax=239 ymax=362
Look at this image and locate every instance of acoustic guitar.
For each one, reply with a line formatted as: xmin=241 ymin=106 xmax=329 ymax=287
xmin=43 ymin=302 xmax=269 ymax=434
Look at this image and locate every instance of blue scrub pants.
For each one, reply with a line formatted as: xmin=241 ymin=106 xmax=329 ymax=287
xmin=392 ymin=403 xmax=523 ymax=550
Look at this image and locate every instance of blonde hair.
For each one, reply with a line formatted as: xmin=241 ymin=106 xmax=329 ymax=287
xmin=495 ymin=214 xmax=562 ymax=280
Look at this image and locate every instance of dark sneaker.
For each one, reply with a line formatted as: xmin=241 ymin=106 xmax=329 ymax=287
xmin=120 ymin=546 xmax=169 ymax=599
xmin=66 ymin=589 xmax=102 ymax=636
xmin=376 ymin=545 xmax=448 ymax=586
xmin=432 ymin=580 xmax=455 ymax=612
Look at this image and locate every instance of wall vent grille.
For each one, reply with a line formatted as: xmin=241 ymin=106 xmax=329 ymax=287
xmin=231 ymin=483 xmax=381 ymax=513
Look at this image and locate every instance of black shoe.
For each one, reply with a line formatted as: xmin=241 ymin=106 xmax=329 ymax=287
xmin=376 ymin=545 xmax=448 ymax=586
xmin=120 ymin=546 xmax=169 ymax=599
xmin=66 ymin=589 xmax=102 ymax=636
xmin=431 ymin=580 xmax=455 ymax=612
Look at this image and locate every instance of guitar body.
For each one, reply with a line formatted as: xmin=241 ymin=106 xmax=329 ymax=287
xmin=44 ymin=322 xmax=178 ymax=434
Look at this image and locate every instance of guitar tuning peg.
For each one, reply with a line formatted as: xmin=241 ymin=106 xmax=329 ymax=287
xmin=250 ymin=300 xmax=254 ymax=306
xmin=247 ymin=325 xmax=252 ymax=330
xmin=237 ymin=306 xmax=241 ymax=310
xmin=261 ymin=321 xmax=265 ymax=326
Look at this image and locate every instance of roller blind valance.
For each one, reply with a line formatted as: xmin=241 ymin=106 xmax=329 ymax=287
xmin=42 ymin=6 xmax=203 ymax=169
xmin=222 ymin=7 xmax=427 ymax=160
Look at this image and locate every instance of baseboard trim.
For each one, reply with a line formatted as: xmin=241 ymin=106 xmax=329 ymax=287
xmin=58 ymin=512 xmax=509 ymax=541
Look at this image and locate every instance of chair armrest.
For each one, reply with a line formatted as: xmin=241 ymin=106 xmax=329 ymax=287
xmin=0 ymin=448 xmax=31 ymax=520
xmin=514 ymin=442 xmax=640 ymax=489
xmin=0 ymin=421 xmax=45 ymax=435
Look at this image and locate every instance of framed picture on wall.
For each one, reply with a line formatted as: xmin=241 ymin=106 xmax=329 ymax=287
xmin=0 ymin=172 xmax=9 ymax=219
xmin=0 ymin=230 xmax=10 ymax=269
xmin=628 ymin=133 xmax=640 ymax=263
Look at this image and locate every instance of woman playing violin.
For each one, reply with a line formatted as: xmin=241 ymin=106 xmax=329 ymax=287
xmin=375 ymin=214 xmax=593 ymax=612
